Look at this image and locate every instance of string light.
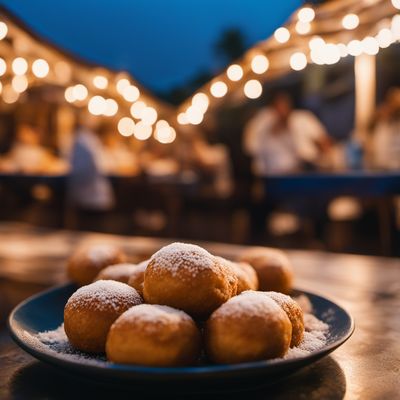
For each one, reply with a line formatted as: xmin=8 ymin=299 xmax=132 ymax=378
xmin=210 ymin=81 xmax=228 ymax=98
xmin=118 ymin=117 xmax=135 ymax=136
xmin=227 ymin=64 xmax=243 ymax=81
xmin=347 ymin=40 xmax=362 ymax=56
xmin=177 ymin=112 xmax=189 ymax=125
xmin=122 ymin=85 xmax=140 ymax=102
xmin=376 ymin=28 xmax=393 ymax=48
xmin=133 ymin=121 xmax=152 ymax=140
xmin=32 ymin=59 xmax=49 ymax=78
xmin=64 ymin=87 xmax=75 ymax=103
xmin=155 ymin=125 xmax=176 ymax=144
xmin=290 ymin=52 xmax=307 ymax=71
xmin=342 ymin=14 xmax=359 ymax=30
xmin=0 ymin=58 xmax=6 ymax=76
xmin=104 ymin=99 xmax=118 ymax=116
xmin=298 ymin=7 xmax=315 ymax=23
xmin=244 ymin=79 xmax=262 ymax=99
xmin=12 ymin=57 xmax=28 ymax=75
xmin=93 ymin=75 xmax=108 ymax=89
xmin=274 ymin=27 xmax=290 ymax=43
xmin=130 ymin=101 xmax=146 ymax=119
xmin=2 ymin=84 xmax=19 ymax=104
xmin=309 ymin=37 xmax=325 ymax=50
xmin=12 ymin=75 xmax=28 ymax=93
xmin=88 ymin=96 xmax=106 ymax=115
xmin=323 ymin=44 xmax=341 ymax=64
xmin=192 ymin=92 xmax=209 ymax=112
xmin=186 ymin=106 xmax=204 ymax=124
xmin=116 ymin=78 xmax=130 ymax=94
xmin=361 ymin=36 xmax=379 ymax=55
xmin=295 ymin=21 xmax=311 ymax=35
xmin=72 ymin=84 xmax=88 ymax=101
xmin=392 ymin=0 xmax=400 ymax=10
xmin=141 ymin=106 xmax=158 ymax=125
xmin=0 ymin=22 xmax=7 ymax=40
xmin=251 ymin=55 xmax=269 ymax=74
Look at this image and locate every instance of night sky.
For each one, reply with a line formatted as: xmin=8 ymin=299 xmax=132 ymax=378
xmin=0 ymin=0 xmax=300 ymax=92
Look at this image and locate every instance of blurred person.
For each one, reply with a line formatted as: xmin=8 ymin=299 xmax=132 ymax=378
xmin=0 ymin=123 xmax=67 ymax=174
xmin=97 ymin=123 xmax=140 ymax=176
xmin=243 ymin=92 xmax=331 ymax=175
xmin=67 ymin=113 xmax=114 ymax=212
xmin=371 ymin=87 xmax=400 ymax=170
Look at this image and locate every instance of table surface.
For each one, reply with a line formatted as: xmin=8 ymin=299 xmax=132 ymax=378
xmin=0 ymin=222 xmax=399 ymax=400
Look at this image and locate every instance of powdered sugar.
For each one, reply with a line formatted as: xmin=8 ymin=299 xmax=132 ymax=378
xmin=149 ymin=242 xmax=215 ymax=278
xmin=95 ymin=263 xmax=139 ymax=283
xmin=212 ymin=290 xmax=283 ymax=320
xmin=86 ymin=244 xmax=122 ymax=265
xmin=114 ymin=304 xmax=193 ymax=333
xmin=65 ymin=280 xmax=142 ymax=312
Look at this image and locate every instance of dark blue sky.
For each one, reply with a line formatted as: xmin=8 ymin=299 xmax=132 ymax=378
xmin=1 ymin=0 xmax=300 ymax=91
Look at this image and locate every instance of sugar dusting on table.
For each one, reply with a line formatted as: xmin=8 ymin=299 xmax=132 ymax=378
xmin=35 ymin=293 xmax=329 ymax=365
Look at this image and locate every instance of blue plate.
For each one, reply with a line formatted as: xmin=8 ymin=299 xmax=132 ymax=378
xmin=8 ymin=284 xmax=354 ymax=385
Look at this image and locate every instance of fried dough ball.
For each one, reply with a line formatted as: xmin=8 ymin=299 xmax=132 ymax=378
xmin=216 ymin=257 xmax=258 ymax=294
xmin=143 ymin=243 xmax=237 ymax=318
xmin=206 ymin=291 xmax=292 ymax=364
xmin=238 ymin=247 xmax=294 ymax=294
xmin=127 ymin=260 xmax=149 ymax=296
xmin=67 ymin=243 xmax=126 ymax=286
xmin=64 ymin=280 xmax=142 ymax=353
xmin=106 ymin=304 xmax=201 ymax=367
xmin=95 ymin=263 xmax=139 ymax=284
xmin=265 ymin=291 xmax=304 ymax=347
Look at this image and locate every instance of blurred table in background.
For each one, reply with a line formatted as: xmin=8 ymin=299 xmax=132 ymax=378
xmin=263 ymin=171 xmax=400 ymax=255
xmin=0 ymin=222 xmax=399 ymax=399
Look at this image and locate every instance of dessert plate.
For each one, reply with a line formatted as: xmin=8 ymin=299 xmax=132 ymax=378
xmin=8 ymin=283 xmax=354 ymax=385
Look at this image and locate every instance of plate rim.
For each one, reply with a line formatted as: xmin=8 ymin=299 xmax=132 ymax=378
xmin=8 ymin=283 xmax=355 ymax=376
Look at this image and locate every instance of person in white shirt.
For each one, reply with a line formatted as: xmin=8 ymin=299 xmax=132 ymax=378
xmin=243 ymin=92 xmax=331 ymax=176
xmin=68 ymin=114 xmax=114 ymax=211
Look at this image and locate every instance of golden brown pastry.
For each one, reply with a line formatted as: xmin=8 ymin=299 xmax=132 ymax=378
xmin=106 ymin=304 xmax=201 ymax=366
xmin=206 ymin=290 xmax=292 ymax=364
xmin=67 ymin=243 xmax=126 ymax=286
xmin=264 ymin=291 xmax=304 ymax=347
xmin=143 ymin=243 xmax=237 ymax=318
xmin=216 ymin=256 xmax=258 ymax=294
xmin=64 ymin=280 xmax=142 ymax=353
xmin=238 ymin=247 xmax=293 ymax=294
xmin=127 ymin=260 xmax=149 ymax=296
xmin=95 ymin=263 xmax=139 ymax=284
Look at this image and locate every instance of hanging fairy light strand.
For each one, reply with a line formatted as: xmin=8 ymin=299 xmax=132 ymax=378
xmin=177 ymin=0 xmax=400 ymax=127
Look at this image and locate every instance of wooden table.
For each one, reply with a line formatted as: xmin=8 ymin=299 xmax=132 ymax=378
xmin=0 ymin=223 xmax=399 ymax=399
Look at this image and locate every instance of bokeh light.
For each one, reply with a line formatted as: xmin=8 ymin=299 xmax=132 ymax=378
xmin=93 ymin=75 xmax=108 ymax=89
xmin=244 ymin=79 xmax=262 ymax=99
xmin=11 ymin=75 xmax=28 ymax=93
xmin=298 ymin=7 xmax=315 ymax=23
xmin=290 ymin=52 xmax=307 ymax=71
xmin=73 ymin=84 xmax=88 ymax=101
xmin=122 ymin=85 xmax=140 ymax=102
xmin=274 ymin=27 xmax=290 ymax=43
xmin=104 ymin=99 xmax=118 ymax=116
xmin=118 ymin=117 xmax=135 ymax=136
xmin=12 ymin=57 xmax=28 ymax=75
xmin=342 ymin=14 xmax=359 ymax=30
xmin=210 ymin=81 xmax=228 ymax=98
xmin=133 ymin=121 xmax=152 ymax=140
xmin=130 ymin=101 xmax=146 ymax=119
xmin=227 ymin=64 xmax=243 ymax=81
xmin=251 ymin=55 xmax=269 ymax=74
xmin=141 ymin=106 xmax=158 ymax=125
xmin=32 ymin=59 xmax=49 ymax=78
xmin=0 ymin=58 xmax=6 ymax=76
xmin=0 ymin=22 xmax=8 ymax=40
xmin=88 ymin=96 xmax=106 ymax=115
